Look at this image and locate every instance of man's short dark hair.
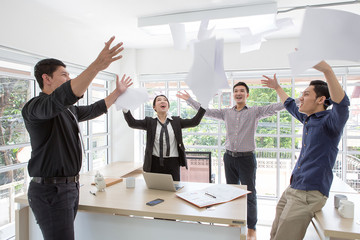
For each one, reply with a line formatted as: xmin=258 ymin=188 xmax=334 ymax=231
xmin=233 ymin=82 xmax=249 ymax=93
xmin=34 ymin=58 xmax=66 ymax=89
xmin=152 ymin=95 xmax=170 ymax=110
xmin=309 ymin=80 xmax=331 ymax=109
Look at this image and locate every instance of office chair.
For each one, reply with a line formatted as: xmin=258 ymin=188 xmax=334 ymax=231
xmin=180 ymin=151 xmax=213 ymax=183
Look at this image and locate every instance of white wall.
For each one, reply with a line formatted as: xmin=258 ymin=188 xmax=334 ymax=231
xmin=0 ymin=0 xmax=137 ymax=163
xmin=0 ymin=1 xmax=125 ymax=74
xmin=110 ymin=49 xmax=137 ymax=163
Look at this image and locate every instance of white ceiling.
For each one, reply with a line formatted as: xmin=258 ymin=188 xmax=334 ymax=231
xmin=2 ymin=0 xmax=360 ymax=49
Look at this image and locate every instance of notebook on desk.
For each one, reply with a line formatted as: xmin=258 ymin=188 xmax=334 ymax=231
xmin=143 ymin=172 xmax=184 ymax=192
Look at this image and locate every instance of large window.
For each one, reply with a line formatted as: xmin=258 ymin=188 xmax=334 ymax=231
xmin=0 ymin=60 xmax=33 ymax=236
xmin=139 ymin=66 xmax=360 ymax=198
xmin=78 ymin=78 xmax=113 ymax=172
xmin=0 ymin=47 xmax=115 ymax=239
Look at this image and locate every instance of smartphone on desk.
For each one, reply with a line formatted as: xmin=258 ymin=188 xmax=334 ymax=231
xmin=146 ymin=198 xmax=164 ymax=206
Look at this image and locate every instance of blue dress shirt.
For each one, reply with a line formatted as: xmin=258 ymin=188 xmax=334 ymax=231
xmin=284 ymin=95 xmax=350 ymax=197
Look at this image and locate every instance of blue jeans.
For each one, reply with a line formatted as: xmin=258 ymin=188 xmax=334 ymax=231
xmin=224 ymin=152 xmax=257 ymax=230
xmin=28 ymin=181 xmax=79 ymax=240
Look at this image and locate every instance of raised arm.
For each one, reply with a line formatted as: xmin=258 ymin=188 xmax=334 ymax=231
xmin=71 ymin=36 xmax=124 ymax=97
xmin=176 ymin=90 xmax=225 ymax=121
xmin=261 ymin=74 xmax=289 ymax=103
xmin=313 ymin=61 xmax=345 ymax=104
xmin=180 ymin=107 xmax=206 ymax=128
xmin=104 ymin=74 xmax=133 ymax=109
xmin=122 ymin=110 xmax=147 ymax=130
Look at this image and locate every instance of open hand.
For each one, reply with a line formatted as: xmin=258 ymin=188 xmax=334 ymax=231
xmin=261 ymin=74 xmax=280 ymax=90
xmin=94 ymin=36 xmax=124 ymax=71
xmin=116 ymin=74 xmax=133 ymax=95
xmin=176 ymin=90 xmax=190 ymax=100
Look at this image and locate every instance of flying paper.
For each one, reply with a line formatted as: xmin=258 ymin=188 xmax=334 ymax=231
xmin=115 ymin=88 xmax=149 ymax=111
xmin=186 ymin=37 xmax=229 ymax=107
xmin=239 ymin=18 xmax=293 ymax=53
xmin=289 ymin=7 xmax=360 ymax=76
xmin=169 ymin=23 xmax=187 ymax=50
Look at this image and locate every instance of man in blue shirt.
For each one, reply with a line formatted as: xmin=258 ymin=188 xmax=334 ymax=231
xmin=261 ymin=60 xmax=350 ymax=240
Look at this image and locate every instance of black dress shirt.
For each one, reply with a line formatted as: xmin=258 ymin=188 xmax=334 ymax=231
xmin=22 ymin=80 xmax=107 ymax=177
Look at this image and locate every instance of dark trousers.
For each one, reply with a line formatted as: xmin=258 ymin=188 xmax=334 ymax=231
xmin=28 ymin=181 xmax=80 ymax=240
xmin=224 ymin=152 xmax=258 ymax=230
xmin=151 ymin=155 xmax=181 ymax=181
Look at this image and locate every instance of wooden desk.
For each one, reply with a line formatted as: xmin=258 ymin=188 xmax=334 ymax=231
xmin=15 ymin=163 xmax=247 ymax=240
xmin=312 ymin=180 xmax=360 ymax=240
xmin=83 ymin=161 xmax=143 ymax=177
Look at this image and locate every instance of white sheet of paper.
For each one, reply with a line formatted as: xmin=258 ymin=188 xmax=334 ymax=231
xmin=115 ymin=88 xmax=149 ymax=111
xmin=240 ymin=33 xmax=264 ymax=53
xmin=239 ymin=18 xmax=293 ymax=53
xmin=169 ymin=23 xmax=187 ymax=50
xmin=214 ymin=39 xmax=229 ymax=90
xmin=247 ymin=13 xmax=277 ymax=35
xmin=275 ymin=18 xmax=294 ymax=30
xmin=197 ymin=19 xmax=215 ymax=41
xmin=289 ymin=7 xmax=360 ymax=75
xmin=186 ymin=37 xmax=229 ymax=107
xmin=186 ymin=38 xmax=217 ymax=107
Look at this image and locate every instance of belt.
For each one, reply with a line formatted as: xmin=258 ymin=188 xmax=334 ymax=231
xmin=226 ymin=150 xmax=254 ymax=157
xmin=32 ymin=175 xmax=80 ymax=184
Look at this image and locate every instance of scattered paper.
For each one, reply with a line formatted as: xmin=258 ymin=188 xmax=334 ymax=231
xmin=169 ymin=23 xmax=187 ymax=50
xmin=214 ymin=39 xmax=229 ymax=89
xmin=115 ymin=88 xmax=149 ymax=111
xmin=197 ymin=19 xmax=215 ymax=41
xmin=289 ymin=7 xmax=360 ymax=76
xmin=186 ymin=37 xmax=229 ymax=107
xmin=240 ymin=33 xmax=264 ymax=53
xmin=239 ymin=18 xmax=293 ymax=53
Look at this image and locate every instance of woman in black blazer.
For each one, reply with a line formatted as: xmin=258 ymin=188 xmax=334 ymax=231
xmin=123 ymin=95 xmax=205 ymax=181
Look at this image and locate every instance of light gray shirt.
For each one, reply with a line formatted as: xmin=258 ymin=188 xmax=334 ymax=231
xmin=186 ymin=97 xmax=285 ymax=152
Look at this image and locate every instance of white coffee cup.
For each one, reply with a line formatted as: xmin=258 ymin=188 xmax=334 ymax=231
xmin=334 ymin=194 xmax=348 ymax=209
xmin=126 ymin=177 xmax=135 ymax=188
xmin=338 ymin=199 xmax=354 ymax=219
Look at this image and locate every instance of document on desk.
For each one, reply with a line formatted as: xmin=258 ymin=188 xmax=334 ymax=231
xmin=176 ymin=184 xmax=250 ymax=208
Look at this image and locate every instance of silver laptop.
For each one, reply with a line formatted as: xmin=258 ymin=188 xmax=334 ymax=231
xmin=143 ymin=172 xmax=184 ymax=192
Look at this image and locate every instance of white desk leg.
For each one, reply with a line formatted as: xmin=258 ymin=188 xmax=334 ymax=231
xmin=311 ymin=219 xmax=330 ymax=240
xmin=15 ymin=204 xmax=29 ymax=240
xmin=241 ymin=225 xmax=247 ymax=240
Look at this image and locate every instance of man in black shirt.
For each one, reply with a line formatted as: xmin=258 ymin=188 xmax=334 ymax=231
xmin=22 ymin=36 xmax=133 ymax=240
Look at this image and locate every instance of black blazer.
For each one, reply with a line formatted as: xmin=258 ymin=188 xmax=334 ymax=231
xmin=123 ymin=107 xmax=206 ymax=172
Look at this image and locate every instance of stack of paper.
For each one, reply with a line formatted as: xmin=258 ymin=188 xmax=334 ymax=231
xmin=176 ymin=184 xmax=250 ymax=208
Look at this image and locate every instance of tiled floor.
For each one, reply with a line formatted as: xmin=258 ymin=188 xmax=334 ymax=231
xmin=256 ymin=199 xmax=320 ymax=240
